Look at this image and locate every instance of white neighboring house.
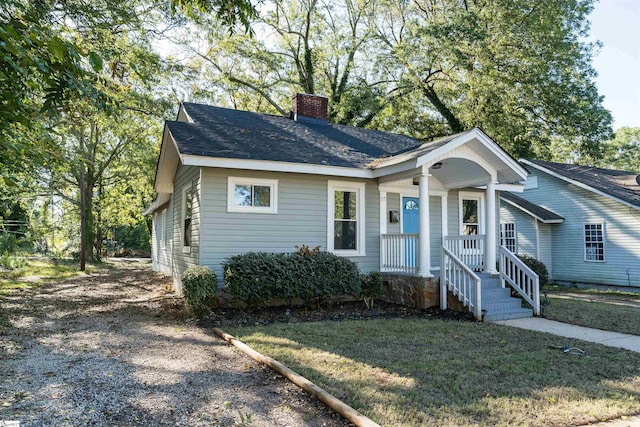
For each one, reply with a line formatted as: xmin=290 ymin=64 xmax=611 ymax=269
xmin=500 ymin=159 xmax=640 ymax=288
xmin=146 ymin=93 xmax=541 ymax=321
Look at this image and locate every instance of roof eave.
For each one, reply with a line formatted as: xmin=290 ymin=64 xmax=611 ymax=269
xmin=500 ymin=196 xmax=564 ymax=224
xmin=181 ymin=154 xmax=374 ymax=178
xmin=521 ymin=159 xmax=640 ymax=212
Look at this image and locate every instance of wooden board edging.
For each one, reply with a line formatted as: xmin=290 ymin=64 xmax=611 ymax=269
xmin=212 ymin=327 xmax=381 ymax=427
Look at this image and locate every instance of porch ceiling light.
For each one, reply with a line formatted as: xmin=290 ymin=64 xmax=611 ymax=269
xmin=431 ymin=162 xmax=443 ymax=170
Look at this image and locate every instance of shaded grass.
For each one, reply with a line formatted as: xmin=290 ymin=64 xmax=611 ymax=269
xmin=0 ymin=259 xmax=99 ymax=296
xmin=545 ymin=284 xmax=640 ymax=300
xmin=544 ymin=296 xmax=640 ymax=336
xmin=229 ymin=318 xmax=640 ymax=426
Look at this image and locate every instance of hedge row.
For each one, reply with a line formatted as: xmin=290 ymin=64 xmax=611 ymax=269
xmin=223 ymin=246 xmax=381 ymax=307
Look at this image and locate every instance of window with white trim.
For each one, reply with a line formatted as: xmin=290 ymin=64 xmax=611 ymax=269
xmin=500 ymin=222 xmax=516 ymax=253
xmin=160 ymin=209 xmax=166 ymax=249
xmin=182 ymin=186 xmax=193 ymax=250
xmin=584 ymin=223 xmax=605 ymax=262
xmin=328 ymin=181 xmax=366 ymax=256
xmin=227 ymin=177 xmax=278 ymax=213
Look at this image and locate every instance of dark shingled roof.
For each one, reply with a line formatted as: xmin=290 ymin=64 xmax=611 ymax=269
xmin=168 ymin=102 xmax=423 ymax=169
xmin=524 ymin=159 xmax=640 ymax=209
xmin=501 ymin=192 xmax=564 ymax=223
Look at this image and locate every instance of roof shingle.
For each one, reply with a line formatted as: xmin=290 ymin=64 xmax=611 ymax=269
xmin=523 ymin=159 xmax=640 ymax=209
xmin=169 ymin=102 xmax=423 ymax=169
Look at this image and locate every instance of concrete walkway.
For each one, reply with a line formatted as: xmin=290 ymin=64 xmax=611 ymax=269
xmin=494 ymin=317 xmax=640 ymax=353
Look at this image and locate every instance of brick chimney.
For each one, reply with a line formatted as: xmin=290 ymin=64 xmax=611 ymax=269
xmin=291 ymin=93 xmax=329 ymax=124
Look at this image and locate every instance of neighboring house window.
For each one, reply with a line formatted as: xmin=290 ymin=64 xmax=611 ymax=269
xmin=584 ymin=223 xmax=605 ymax=262
xmin=160 ymin=209 xmax=166 ymax=249
xmin=182 ymin=187 xmax=193 ymax=251
xmin=227 ymin=177 xmax=278 ymax=213
xmin=500 ymin=223 xmax=516 ymax=253
xmin=327 ymin=181 xmax=366 ymax=256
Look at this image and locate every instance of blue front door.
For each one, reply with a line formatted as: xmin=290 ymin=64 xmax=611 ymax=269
xmin=402 ymin=197 xmax=419 ymax=266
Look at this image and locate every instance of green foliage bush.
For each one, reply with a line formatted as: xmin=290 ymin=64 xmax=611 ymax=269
xmin=223 ymin=246 xmax=362 ymax=307
xmin=517 ymin=254 xmax=550 ymax=287
xmin=0 ymin=234 xmax=17 ymax=254
xmin=360 ymin=271 xmax=383 ymax=309
xmin=182 ymin=266 xmax=217 ymax=315
xmin=1 ymin=251 xmax=26 ymax=270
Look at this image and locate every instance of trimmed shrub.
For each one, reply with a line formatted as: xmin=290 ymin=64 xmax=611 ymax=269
xmin=517 ymin=254 xmax=549 ymax=287
xmin=360 ymin=271 xmax=383 ymax=309
xmin=182 ymin=266 xmax=217 ymax=315
xmin=223 ymin=246 xmax=362 ymax=307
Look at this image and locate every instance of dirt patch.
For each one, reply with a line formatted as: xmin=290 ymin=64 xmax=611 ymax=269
xmin=201 ymin=300 xmax=475 ymax=329
xmin=0 ymin=263 xmax=349 ymax=426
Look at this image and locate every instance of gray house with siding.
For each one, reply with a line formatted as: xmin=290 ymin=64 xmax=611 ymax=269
xmin=499 ymin=159 xmax=640 ymax=288
xmin=146 ymin=94 xmax=543 ymax=321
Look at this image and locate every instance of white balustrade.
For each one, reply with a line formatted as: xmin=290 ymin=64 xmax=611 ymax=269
xmin=443 ymin=235 xmax=485 ymax=271
xmin=380 ymin=233 xmax=419 ymax=274
xmin=499 ymin=246 xmax=540 ymax=315
xmin=441 ymin=245 xmax=482 ymax=320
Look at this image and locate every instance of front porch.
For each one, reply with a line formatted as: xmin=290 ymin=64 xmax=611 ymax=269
xmin=372 ymin=129 xmax=540 ymax=320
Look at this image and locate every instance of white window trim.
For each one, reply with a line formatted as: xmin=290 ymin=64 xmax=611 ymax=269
xmin=182 ymin=186 xmax=192 ymax=253
xmin=584 ymin=222 xmax=606 ymax=263
xmin=458 ymin=191 xmax=485 ymax=235
xmin=160 ymin=209 xmax=166 ymax=250
xmin=500 ymin=222 xmax=517 ymax=253
xmin=327 ymin=180 xmax=366 ymax=257
xmin=227 ymin=177 xmax=278 ymax=214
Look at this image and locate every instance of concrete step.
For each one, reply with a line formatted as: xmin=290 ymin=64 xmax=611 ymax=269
xmin=484 ymin=307 xmax=533 ymax=322
xmin=481 ymin=278 xmax=502 ymax=289
xmin=482 ymin=287 xmax=511 ymax=300
xmin=482 ymin=297 xmax=522 ymax=312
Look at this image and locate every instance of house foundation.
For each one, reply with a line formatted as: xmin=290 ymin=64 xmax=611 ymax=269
xmin=381 ymin=273 xmax=440 ymax=309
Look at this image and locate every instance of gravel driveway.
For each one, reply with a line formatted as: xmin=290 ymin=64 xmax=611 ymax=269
xmin=0 ymin=262 xmax=348 ymax=426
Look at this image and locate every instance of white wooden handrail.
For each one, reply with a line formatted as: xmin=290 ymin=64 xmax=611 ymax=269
xmin=499 ymin=246 xmax=540 ymax=315
xmin=441 ymin=245 xmax=482 ymax=320
xmin=380 ymin=233 xmax=419 ymax=274
xmin=443 ymin=235 xmax=485 ymax=271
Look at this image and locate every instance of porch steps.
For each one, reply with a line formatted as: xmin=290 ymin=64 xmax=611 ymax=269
xmin=478 ymin=274 xmax=534 ymax=322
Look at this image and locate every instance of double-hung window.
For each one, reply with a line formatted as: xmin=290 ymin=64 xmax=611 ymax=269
xmin=584 ymin=223 xmax=605 ymax=262
xmin=228 ymin=177 xmax=278 ymax=213
xmin=328 ymin=181 xmax=365 ymax=256
xmin=182 ymin=187 xmax=193 ymax=252
xmin=500 ymin=223 xmax=516 ymax=253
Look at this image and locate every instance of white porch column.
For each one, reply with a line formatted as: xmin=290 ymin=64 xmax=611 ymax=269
xmin=440 ymin=193 xmax=448 ymax=241
xmin=379 ymin=191 xmax=387 ymax=235
xmin=418 ymin=172 xmax=433 ymax=277
xmin=484 ymin=180 xmax=498 ymax=274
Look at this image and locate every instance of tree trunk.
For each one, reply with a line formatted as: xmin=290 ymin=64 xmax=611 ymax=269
xmin=422 ymin=85 xmax=464 ymax=133
xmin=79 ymin=127 xmax=86 ymax=271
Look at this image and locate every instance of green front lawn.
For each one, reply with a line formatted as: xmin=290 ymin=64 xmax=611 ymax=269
xmin=229 ymin=318 xmax=640 ymax=426
xmin=543 ymin=291 xmax=640 ymax=336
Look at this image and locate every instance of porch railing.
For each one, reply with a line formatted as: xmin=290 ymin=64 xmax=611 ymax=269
xmin=380 ymin=233 xmax=419 ymax=274
xmin=443 ymin=235 xmax=485 ymax=271
xmin=499 ymin=246 xmax=540 ymax=315
xmin=441 ymin=245 xmax=482 ymax=320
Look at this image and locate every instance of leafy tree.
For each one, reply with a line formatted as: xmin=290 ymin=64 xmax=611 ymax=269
xmin=176 ymin=0 xmax=612 ymax=158
xmin=596 ymin=127 xmax=640 ymax=171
